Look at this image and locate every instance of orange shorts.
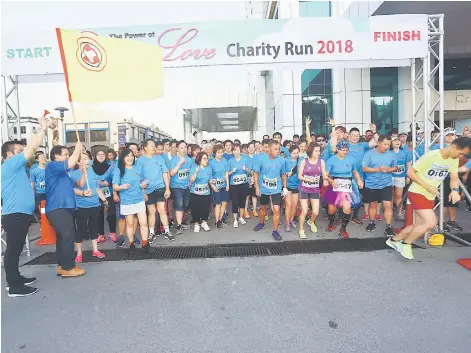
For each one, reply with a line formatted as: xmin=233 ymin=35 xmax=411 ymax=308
xmin=407 ymin=191 xmax=435 ymax=210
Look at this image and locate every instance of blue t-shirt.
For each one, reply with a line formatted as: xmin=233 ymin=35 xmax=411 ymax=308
xmin=209 ymin=158 xmax=229 ymax=189
xmin=70 ymin=168 xmax=101 ymax=208
xmin=280 ymin=146 xmax=290 ymax=159
xmin=45 ymin=160 xmax=76 ymax=212
xmin=415 ymin=143 xmax=425 ymax=157
xmin=322 ymin=142 xmax=334 ymax=161
xmin=139 ymin=155 xmax=168 ymax=193
xmin=169 ymin=155 xmax=194 ymax=189
xmin=348 ymin=142 xmax=370 ymax=179
xmin=112 ymin=164 xmax=144 ymax=206
xmin=30 ymin=166 xmax=46 ymax=194
xmin=325 ymin=155 xmax=357 ymax=178
xmin=362 ymin=150 xmax=396 ymax=189
xmin=228 ymin=156 xmax=249 ymax=185
xmin=253 ymin=154 xmax=288 ymax=195
xmin=189 ymin=165 xmax=212 ymax=196
xmin=223 ymin=152 xmax=234 ymax=161
xmin=286 ymin=157 xmax=301 ymax=190
xmin=391 ymin=149 xmax=408 ymax=178
xmin=1 ymin=153 xmax=35 ymax=215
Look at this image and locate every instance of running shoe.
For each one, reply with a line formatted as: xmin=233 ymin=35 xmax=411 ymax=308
xmin=290 ymin=221 xmax=297 ymax=229
xmin=7 ymin=285 xmax=38 ymax=298
xmin=109 ymin=233 xmax=117 ymax=243
xmin=134 ymin=237 xmax=141 ymax=245
xmin=169 ymin=219 xmax=175 ymax=228
xmin=310 ymin=221 xmax=318 ymax=233
xmin=298 ymin=230 xmax=307 ymax=239
xmin=116 ymin=237 xmax=125 ymax=248
xmin=272 ymin=230 xmax=282 ymax=241
xmin=6 ymin=277 xmax=37 ymax=291
xmin=446 ymin=221 xmax=463 ymax=232
xmin=149 ymin=233 xmax=156 ymax=244
xmin=399 ymin=243 xmax=414 ymax=260
xmin=253 ymin=210 xmax=259 ymax=217
xmin=243 ymin=211 xmax=251 ymax=219
xmin=253 ymin=223 xmax=266 ymax=232
xmin=384 ymin=226 xmax=395 ymax=237
xmin=97 ymin=235 xmax=106 ymax=244
xmin=351 ymin=217 xmax=362 ymax=225
xmin=216 ymin=221 xmax=223 ymax=229
xmin=164 ymin=231 xmax=175 ymax=242
xmin=92 ymin=250 xmax=105 ymax=259
xmin=366 ymin=222 xmax=376 ymax=232
xmin=142 ymin=242 xmax=151 ymax=252
xmin=194 ymin=224 xmax=200 ymax=233
xmin=285 ymin=223 xmax=291 ymax=232
xmin=327 ymin=222 xmax=335 ymax=232
xmin=75 ymin=254 xmax=83 ymax=263
xmin=233 ymin=220 xmax=239 ymax=228
xmin=376 ymin=214 xmax=383 ymax=221
xmin=386 ymin=237 xmax=402 ymax=252
xmin=176 ymin=225 xmax=183 ymax=235
xmin=222 ymin=218 xmax=230 ymax=226
xmin=362 ymin=214 xmax=369 ymax=221
xmin=201 ymin=222 xmax=211 ymax=232
xmin=238 ymin=218 xmax=247 ymax=225
xmin=339 ymin=228 xmax=349 ymax=238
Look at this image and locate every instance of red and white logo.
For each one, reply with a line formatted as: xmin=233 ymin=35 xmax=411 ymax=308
xmin=76 ymin=36 xmax=107 ymax=72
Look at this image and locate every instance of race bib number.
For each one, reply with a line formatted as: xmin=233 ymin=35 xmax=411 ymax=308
xmin=426 ymin=168 xmax=449 ymax=180
xmin=262 ymin=176 xmax=278 ymax=190
xmin=232 ymin=174 xmax=248 ymax=185
xmin=101 ymin=187 xmax=111 ymax=198
xmin=178 ymin=169 xmax=189 ymax=180
xmin=394 ymin=165 xmax=405 ymax=175
xmin=333 ymin=179 xmax=352 ymax=193
xmin=301 ymin=175 xmax=320 ymax=188
xmin=215 ymin=178 xmax=226 ymax=188
xmin=194 ymin=184 xmax=209 ymax=195
xmin=39 ymin=181 xmax=45 ymax=189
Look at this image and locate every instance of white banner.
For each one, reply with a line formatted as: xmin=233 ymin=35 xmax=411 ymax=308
xmin=1 ymin=15 xmax=428 ymax=76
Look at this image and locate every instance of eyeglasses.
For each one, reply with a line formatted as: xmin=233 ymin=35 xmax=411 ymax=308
xmin=317 ymin=139 xmax=325 ymax=142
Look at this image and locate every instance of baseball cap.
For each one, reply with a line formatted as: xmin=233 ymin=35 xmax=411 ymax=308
xmin=444 ymin=128 xmax=456 ymax=136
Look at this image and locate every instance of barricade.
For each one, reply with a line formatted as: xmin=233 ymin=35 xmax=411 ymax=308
xmin=36 ymin=200 xmax=57 ymax=245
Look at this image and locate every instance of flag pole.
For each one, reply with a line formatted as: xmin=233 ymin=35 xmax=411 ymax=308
xmin=70 ymin=102 xmax=90 ymax=190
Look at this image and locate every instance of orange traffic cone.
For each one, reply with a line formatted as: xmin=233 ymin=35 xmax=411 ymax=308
xmin=394 ymin=201 xmax=413 ymax=234
xmin=36 ymin=200 xmax=57 ymax=246
xmin=457 ymin=258 xmax=471 ymax=271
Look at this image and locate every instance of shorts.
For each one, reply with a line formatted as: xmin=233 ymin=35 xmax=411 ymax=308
xmin=392 ymin=177 xmax=406 ymax=188
xmin=171 ymin=188 xmax=190 ymax=211
xmin=146 ymin=188 xmax=166 ymax=205
xmin=408 ymin=191 xmax=434 ymax=210
xmin=117 ymin=204 xmax=125 ymax=220
xmin=288 ymin=187 xmax=299 ymax=194
xmin=248 ymin=185 xmax=257 ymax=198
xmin=442 ymin=178 xmax=458 ymax=208
xmin=120 ymin=201 xmax=146 ymax=216
xmin=35 ymin=193 xmax=46 ymax=208
xmin=260 ymin=193 xmax=282 ymax=206
xmin=299 ymin=191 xmax=320 ymax=200
xmin=213 ymin=188 xmax=230 ymax=205
xmin=363 ymin=186 xmax=393 ymax=203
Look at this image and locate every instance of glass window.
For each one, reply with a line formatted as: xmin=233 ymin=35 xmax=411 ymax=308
xmin=443 ymin=58 xmax=471 ymax=90
xmin=90 ymin=130 xmax=108 ymax=142
xmin=20 ymin=126 xmax=26 ymax=134
xmin=66 ymin=131 xmax=85 ymax=143
xmin=13 ymin=127 xmax=17 ymax=134
xmin=370 ymin=67 xmax=398 ymax=134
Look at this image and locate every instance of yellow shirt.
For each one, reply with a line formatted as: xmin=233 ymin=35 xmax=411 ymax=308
xmin=408 ymin=150 xmax=458 ymax=200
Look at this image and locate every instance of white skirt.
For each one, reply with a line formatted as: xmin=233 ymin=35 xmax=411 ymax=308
xmin=120 ymin=201 xmax=146 ymax=216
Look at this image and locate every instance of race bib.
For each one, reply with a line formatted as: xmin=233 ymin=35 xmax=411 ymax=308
xmin=232 ymin=174 xmax=248 ymax=185
xmin=39 ymin=181 xmax=45 ymax=189
xmin=101 ymin=187 xmax=111 ymax=198
xmin=426 ymin=168 xmax=449 ymax=180
xmin=301 ymin=175 xmax=320 ymax=188
xmin=178 ymin=169 xmax=189 ymax=180
xmin=394 ymin=165 xmax=405 ymax=175
xmin=215 ymin=178 xmax=226 ymax=188
xmin=262 ymin=176 xmax=278 ymax=190
xmin=194 ymin=184 xmax=209 ymax=195
xmin=333 ymin=179 xmax=352 ymax=193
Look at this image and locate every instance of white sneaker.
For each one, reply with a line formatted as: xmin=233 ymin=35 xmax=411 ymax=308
xmin=201 ymin=222 xmax=210 ymax=232
xmin=194 ymin=224 xmax=200 ymax=233
xmin=238 ymin=218 xmax=246 ymax=225
xmin=233 ymin=221 xmax=239 ymax=228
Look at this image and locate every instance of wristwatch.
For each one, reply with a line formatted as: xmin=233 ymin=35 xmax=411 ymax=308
xmin=452 ymin=187 xmax=460 ymax=192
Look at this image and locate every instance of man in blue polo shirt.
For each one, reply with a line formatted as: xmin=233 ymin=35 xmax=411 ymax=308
xmin=1 ymin=115 xmax=48 ymax=297
xmin=46 ymin=141 xmax=84 ymax=278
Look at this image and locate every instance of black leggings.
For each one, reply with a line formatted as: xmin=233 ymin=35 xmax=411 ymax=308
xmin=190 ymin=194 xmax=210 ymax=224
xmin=229 ymin=183 xmax=249 ymax=214
xmin=98 ymin=196 xmax=116 ymax=234
xmin=75 ymin=207 xmax=100 ymax=243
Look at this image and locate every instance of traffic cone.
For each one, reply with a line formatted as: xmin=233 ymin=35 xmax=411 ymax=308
xmin=394 ymin=200 xmax=413 ymax=234
xmin=36 ymin=200 xmax=57 ymax=246
xmin=457 ymin=258 xmax=471 ymax=271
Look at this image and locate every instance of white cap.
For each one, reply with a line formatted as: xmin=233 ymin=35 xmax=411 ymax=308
xmin=444 ymin=128 xmax=456 ymax=136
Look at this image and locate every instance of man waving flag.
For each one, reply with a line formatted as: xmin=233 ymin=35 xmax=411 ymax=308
xmin=56 ymin=28 xmax=164 ymax=103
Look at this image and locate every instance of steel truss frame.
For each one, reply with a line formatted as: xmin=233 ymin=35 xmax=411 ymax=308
xmin=1 ymin=75 xmax=21 ymax=142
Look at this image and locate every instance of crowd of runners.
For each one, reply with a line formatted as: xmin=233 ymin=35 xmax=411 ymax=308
xmin=2 ymin=115 xmax=471 ymax=297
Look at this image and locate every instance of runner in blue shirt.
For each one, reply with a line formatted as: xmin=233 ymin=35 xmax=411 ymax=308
xmin=390 ymin=137 xmax=408 ymax=220
xmin=209 ymin=145 xmax=230 ymax=229
xmin=1 ymin=115 xmax=48 ymax=296
xmin=244 ymin=142 xmax=258 ymax=219
xmin=362 ymin=135 xmax=397 ymax=236
xmin=284 ymin=145 xmax=301 ymax=232
xmin=30 ymin=151 xmax=47 ymax=212
xmin=273 ymin=132 xmax=289 ymax=158
xmin=223 ymin=140 xmax=234 ymax=160
xmin=253 ymin=140 xmax=288 ymax=240
xmin=228 ymin=144 xmax=249 ymax=228
xmin=189 ymin=152 xmax=213 ymax=232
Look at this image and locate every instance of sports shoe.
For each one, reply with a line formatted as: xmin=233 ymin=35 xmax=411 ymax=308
xmin=253 ymin=210 xmax=259 ymax=217
xmin=327 ymin=222 xmax=335 ymax=232
xmin=194 ymin=224 xmax=200 ymax=233
xmin=362 ymin=214 xmax=369 ymax=221
xmin=351 ymin=217 xmax=362 ymax=225
xmin=233 ymin=220 xmax=239 ymax=228
xmin=290 ymin=221 xmax=297 ymax=229
xmin=446 ymin=221 xmax=463 ymax=232
xmin=376 ymin=214 xmax=383 ymax=221
xmin=6 ymin=277 xmax=37 ymax=291
xmin=149 ymin=233 xmax=157 ymax=244
xmin=384 ymin=226 xmax=395 ymax=237
xmin=92 ymin=250 xmax=105 ymax=259
xmin=272 ymin=230 xmax=282 ymax=241
xmin=134 ymin=237 xmax=141 ymax=245
xmin=8 ymin=285 xmax=38 ymax=298
xmin=169 ymin=219 xmax=175 ymax=228
xmin=116 ymin=237 xmax=125 ymax=248
xmin=310 ymin=221 xmax=318 ymax=233
xmin=60 ymin=266 xmax=86 ymax=278
xmin=129 ymin=243 xmax=136 ymax=253
xmin=181 ymin=224 xmax=190 ymax=230
xmin=222 ymin=218 xmax=230 ymax=226
xmin=298 ymin=230 xmax=307 ymax=239
xmin=465 ymin=206 xmax=471 ymax=213
xmin=109 ymin=233 xmax=117 ymax=243
xmin=142 ymin=242 xmax=152 ymax=252
xmin=238 ymin=218 xmax=247 ymax=225
xmin=97 ymin=234 xmax=106 ymax=244
xmin=386 ymin=237 xmax=402 ymax=252
xmin=201 ymin=222 xmax=210 ymax=232
xmin=400 ymin=243 xmax=414 ymax=260
xmin=243 ymin=211 xmax=251 ymax=219
xmin=176 ymin=225 xmax=183 ymax=235
xmin=164 ymin=231 xmax=175 ymax=242
xmin=75 ymin=254 xmax=83 ymax=263
xmin=264 ymin=215 xmax=269 ymax=221
xmin=253 ymin=223 xmax=265 ymax=232
xmin=339 ymin=228 xmax=349 ymax=238
xmin=366 ymin=222 xmax=376 ymax=232
xmin=285 ymin=223 xmax=291 ymax=232
xmin=155 ymin=228 xmax=162 ymax=237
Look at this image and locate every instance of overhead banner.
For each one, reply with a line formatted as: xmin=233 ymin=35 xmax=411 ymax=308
xmin=2 ymin=15 xmax=428 ymax=75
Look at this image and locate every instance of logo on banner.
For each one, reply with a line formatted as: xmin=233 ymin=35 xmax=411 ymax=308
xmin=76 ymin=36 xmax=107 ymax=71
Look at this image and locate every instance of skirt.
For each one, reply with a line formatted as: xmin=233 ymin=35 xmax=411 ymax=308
xmin=322 ymin=182 xmax=361 ymax=208
xmin=120 ymin=201 xmax=146 ymax=216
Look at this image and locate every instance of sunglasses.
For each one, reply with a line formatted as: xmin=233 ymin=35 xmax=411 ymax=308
xmin=317 ymin=139 xmax=325 ymax=142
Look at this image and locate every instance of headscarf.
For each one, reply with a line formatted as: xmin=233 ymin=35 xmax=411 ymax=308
xmin=92 ymin=155 xmax=110 ymax=176
xmin=336 ymin=139 xmax=350 ymax=151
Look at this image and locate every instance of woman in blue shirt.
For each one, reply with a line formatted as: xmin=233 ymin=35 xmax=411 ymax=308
xmin=284 ymin=145 xmax=300 ymax=232
xmin=112 ymin=148 xmax=150 ymax=251
xmin=30 ymin=151 xmax=47 ymax=213
xmin=390 ymin=137 xmax=408 ymax=220
xmin=209 ymin=145 xmax=230 ymax=229
xmin=244 ymin=142 xmax=258 ymax=219
xmin=228 ymin=144 xmax=249 ymax=228
xmin=70 ymin=151 xmax=107 ymax=263
xmin=189 ymin=152 xmax=213 ymax=233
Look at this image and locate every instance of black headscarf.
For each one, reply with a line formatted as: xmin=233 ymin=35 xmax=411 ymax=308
xmin=92 ymin=156 xmax=110 ymax=176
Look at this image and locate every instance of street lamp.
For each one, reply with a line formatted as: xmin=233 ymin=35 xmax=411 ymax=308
xmin=55 ymin=107 xmax=69 ymax=118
